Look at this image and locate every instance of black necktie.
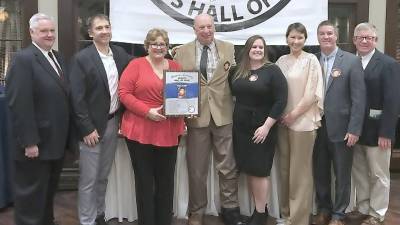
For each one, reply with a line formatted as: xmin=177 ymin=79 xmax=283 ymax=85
xmin=48 ymin=51 xmax=63 ymax=80
xmin=200 ymin=45 xmax=209 ymax=80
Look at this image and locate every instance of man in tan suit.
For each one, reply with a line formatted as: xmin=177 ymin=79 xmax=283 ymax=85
xmin=174 ymin=14 xmax=243 ymax=225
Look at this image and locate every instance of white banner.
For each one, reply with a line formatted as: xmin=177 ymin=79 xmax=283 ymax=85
xmin=110 ymin=0 xmax=327 ymax=45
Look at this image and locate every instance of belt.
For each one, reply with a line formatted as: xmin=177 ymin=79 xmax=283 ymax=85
xmin=108 ymin=111 xmax=117 ymax=120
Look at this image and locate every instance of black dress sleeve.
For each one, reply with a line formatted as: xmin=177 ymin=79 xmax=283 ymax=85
xmin=268 ymin=64 xmax=288 ymax=119
xmin=228 ymin=66 xmax=237 ymax=93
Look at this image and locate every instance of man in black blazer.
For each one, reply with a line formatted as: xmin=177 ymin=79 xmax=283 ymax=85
xmin=69 ymin=14 xmax=130 ymax=225
xmin=6 ymin=13 xmax=70 ymax=225
xmin=312 ymin=20 xmax=366 ymax=225
xmin=349 ymin=23 xmax=400 ymax=225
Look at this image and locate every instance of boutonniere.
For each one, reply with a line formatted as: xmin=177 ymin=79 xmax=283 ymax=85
xmin=331 ymin=68 xmax=342 ymax=78
xmin=223 ymin=61 xmax=231 ymax=71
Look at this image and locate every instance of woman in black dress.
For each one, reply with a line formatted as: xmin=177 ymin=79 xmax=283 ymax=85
xmin=229 ymin=35 xmax=288 ymax=225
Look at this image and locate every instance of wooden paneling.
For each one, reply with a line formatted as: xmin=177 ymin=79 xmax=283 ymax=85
xmin=21 ymin=0 xmax=37 ymax=47
xmin=58 ymin=0 xmax=79 ymax=65
xmin=385 ymin=0 xmax=399 ymax=59
xmin=329 ymin=0 xmax=369 ymax=53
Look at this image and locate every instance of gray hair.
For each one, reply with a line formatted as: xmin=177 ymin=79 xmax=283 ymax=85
xmin=29 ymin=13 xmax=54 ymax=29
xmin=354 ymin=22 xmax=377 ymax=37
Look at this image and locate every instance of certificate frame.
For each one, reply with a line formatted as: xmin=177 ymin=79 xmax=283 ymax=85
xmin=163 ymin=70 xmax=200 ymax=116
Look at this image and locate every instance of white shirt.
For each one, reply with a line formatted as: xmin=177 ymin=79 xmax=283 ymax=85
xmin=32 ymin=42 xmax=62 ymax=77
xmin=196 ymin=40 xmax=219 ymax=81
xmin=97 ymin=48 xmax=119 ymax=114
xmin=359 ymin=49 xmax=375 ymax=69
xmin=320 ymin=47 xmax=338 ymax=90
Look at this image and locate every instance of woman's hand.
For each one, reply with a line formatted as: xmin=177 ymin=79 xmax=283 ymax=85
xmin=147 ymin=105 xmax=166 ymax=122
xmin=252 ymin=124 xmax=271 ymax=144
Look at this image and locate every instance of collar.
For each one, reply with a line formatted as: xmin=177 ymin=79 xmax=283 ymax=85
xmin=321 ymin=47 xmax=338 ymax=59
xmin=196 ymin=40 xmax=215 ymax=49
xmin=32 ymin=41 xmax=52 ymax=55
xmin=358 ymin=49 xmax=375 ymax=61
xmin=97 ymin=47 xmax=113 ymax=58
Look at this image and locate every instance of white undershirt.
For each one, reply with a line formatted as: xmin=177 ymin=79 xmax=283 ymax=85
xmin=97 ymin=48 xmax=119 ymax=114
xmin=359 ymin=49 xmax=375 ymax=69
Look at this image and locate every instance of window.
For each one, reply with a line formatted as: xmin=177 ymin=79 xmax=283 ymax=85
xmin=0 ymin=0 xmax=24 ymax=85
xmin=329 ymin=3 xmax=357 ymax=52
xmin=77 ymin=0 xmax=109 ymax=49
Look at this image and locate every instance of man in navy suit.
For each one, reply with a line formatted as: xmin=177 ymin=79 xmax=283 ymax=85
xmin=312 ymin=20 xmax=366 ymax=225
xmin=349 ymin=22 xmax=400 ymax=225
xmin=6 ymin=13 xmax=70 ymax=225
xmin=69 ymin=14 xmax=130 ymax=225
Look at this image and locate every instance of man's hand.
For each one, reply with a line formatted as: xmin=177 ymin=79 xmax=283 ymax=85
xmin=147 ymin=105 xmax=166 ymax=122
xmin=170 ymin=45 xmax=182 ymax=58
xmin=378 ymin=137 xmax=391 ymax=150
xmin=83 ymin=129 xmax=100 ymax=147
xmin=344 ymin=133 xmax=359 ymax=147
xmin=25 ymin=145 xmax=39 ymax=158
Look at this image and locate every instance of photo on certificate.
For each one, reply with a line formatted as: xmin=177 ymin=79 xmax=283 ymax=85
xmin=164 ymin=71 xmax=200 ymax=116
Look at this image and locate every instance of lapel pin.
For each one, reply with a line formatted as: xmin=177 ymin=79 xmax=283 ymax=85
xmin=223 ymin=61 xmax=231 ymax=71
xmin=249 ymin=74 xmax=258 ymax=82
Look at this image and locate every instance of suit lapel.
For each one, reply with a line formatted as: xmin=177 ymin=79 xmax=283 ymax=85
xmin=89 ymin=44 xmax=110 ymax=93
xmin=31 ymin=45 xmax=68 ymax=93
xmin=209 ymin=40 xmax=225 ymax=83
xmin=326 ymin=49 xmax=344 ymax=92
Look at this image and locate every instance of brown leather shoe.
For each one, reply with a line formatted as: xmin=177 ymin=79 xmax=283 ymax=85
xmin=345 ymin=211 xmax=369 ymax=221
xmin=360 ymin=216 xmax=383 ymax=225
xmin=312 ymin=212 xmax=331 ymax=225
xmin=328 ymin=219 xmax=345 ymax=225
xmin=188 ymin=213 xmax=203 ymax=225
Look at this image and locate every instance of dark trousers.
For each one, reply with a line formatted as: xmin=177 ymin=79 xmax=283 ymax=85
xmin=126 ymin=139 xmax=178 ymax=225
xmin=313 ymin=120 xmax=353 ymax=220
xmin=14 ymin=158 xmax=63 ymax=225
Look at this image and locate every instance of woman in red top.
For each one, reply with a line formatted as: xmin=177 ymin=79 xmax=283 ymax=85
xmin=118 ymin=28 xmax=184 ymax=225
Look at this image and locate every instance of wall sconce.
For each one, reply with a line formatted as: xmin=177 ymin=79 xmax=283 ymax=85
xmin=0 ymin=7 xmax=9 ymax=22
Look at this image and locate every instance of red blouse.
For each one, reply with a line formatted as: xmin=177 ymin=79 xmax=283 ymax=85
xmin=119 ymin=57 xmax=185 ymax=147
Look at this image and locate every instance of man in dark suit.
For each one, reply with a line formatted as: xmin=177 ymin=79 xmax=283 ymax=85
xmin=6 ymin=13 xmax=70 ymax=225
xmin=69 ymin=14 xmax=130 ymax=225
xmin=349 ymin=23 xmax=400 ymax=225
xmin=312 ymin=20 xmax=366 ymax=225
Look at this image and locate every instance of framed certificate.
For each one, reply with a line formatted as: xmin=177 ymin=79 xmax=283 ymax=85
xmin=163 ymin=71 xmax=200 ymax=116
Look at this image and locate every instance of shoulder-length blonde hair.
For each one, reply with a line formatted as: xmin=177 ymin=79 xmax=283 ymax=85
xmin=143 ymin=28 xmax=169 ymax=51
xmin=233 ymin=35 xmax=270 ymax=80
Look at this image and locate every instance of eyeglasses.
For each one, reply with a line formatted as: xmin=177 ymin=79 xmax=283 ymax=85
xmin=150 ymin=43 xmax=167 ymax=49
xmin=354 ymin=36 xmax=376 ymax=41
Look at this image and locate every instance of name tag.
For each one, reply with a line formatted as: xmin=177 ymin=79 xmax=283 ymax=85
xmin=369 ymin=109 xmax=382 ymax=119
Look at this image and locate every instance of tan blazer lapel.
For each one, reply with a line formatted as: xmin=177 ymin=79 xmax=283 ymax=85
xmin=209 ymin=40 xmax=226 ymax=83
xmin=178 ymin=41 xmax=208 ymax=84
